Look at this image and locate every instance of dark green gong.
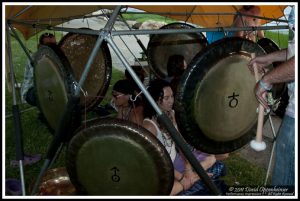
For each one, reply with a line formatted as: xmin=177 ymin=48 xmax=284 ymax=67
xmin=34 ymin=45 xmax=75 ymax=131
xmin=175 ymin=37 xmax=268 ymax=154
xmin=66 ymin=118 xmax=174 ymax=195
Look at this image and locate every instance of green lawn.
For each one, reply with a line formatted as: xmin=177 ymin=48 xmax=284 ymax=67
xmin=4 ymin=19 xmax=287 ymax=196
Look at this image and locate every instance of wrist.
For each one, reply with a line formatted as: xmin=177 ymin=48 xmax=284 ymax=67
xmin=259 ymin=79 xmax=272 ymax=91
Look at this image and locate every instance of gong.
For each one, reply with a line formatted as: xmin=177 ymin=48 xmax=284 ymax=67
xmin=66 ymin=118 xmax=174 ymax=195
xmin=59 ymin=30 xmax=112 ymax=112
xmin=147 ymin=22 xmax=208 ymax=79
xmin=175 ymin=37 xmax=267 ymax=154
xmin=257 ymin=37 xmax=286 ymax=100
xmin=34 ymin=45 xmax=75 ymax=132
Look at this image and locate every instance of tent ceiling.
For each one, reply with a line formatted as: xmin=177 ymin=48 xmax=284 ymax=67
xmin=132 ymin=5 xmax=288 ymax=27
xmin=5 ymin=5 xmax=288 ymax=40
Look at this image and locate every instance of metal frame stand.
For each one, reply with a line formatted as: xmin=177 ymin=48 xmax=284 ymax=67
xmin=5 ymin=22 xmax=26 ymax=196
xmin=264 ymin=115 xmax=278 ymax=186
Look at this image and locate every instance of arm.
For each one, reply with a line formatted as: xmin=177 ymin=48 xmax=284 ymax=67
xmin=262 ymin=56 xmax=295 ymax=85
xmin=253 ymin=56 xmax=295 ymax=110
xmin=142 ymin=120 xmax=157 ymax=137
xmin=257 ymin=30 xmax=264 ymax=39
xmin=248 ymin=49 xmax=289 ymax=74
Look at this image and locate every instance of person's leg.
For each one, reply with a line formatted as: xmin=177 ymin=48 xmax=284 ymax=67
xmin=271 ymin=115 xmax=295 ymax=186
xmin=206 ymin=161 xmax=226 ymax=180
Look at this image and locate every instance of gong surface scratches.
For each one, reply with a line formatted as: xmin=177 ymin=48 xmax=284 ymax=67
xmin=34 ymin=45 xmax=75 ymax=131
xmin=59 ymin=31 xmax=112 ymax=112
xmin=66 ymin=118 xmax=174 ymax=195
xmin=147 ymin=22 xmax=208 ymax=79
xmin=175 ymin=37 xmax=266 ymax=154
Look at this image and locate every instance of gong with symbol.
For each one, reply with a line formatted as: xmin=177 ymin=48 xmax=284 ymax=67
xmin=66 ymin=118 xmax=174 ymax=195
xmin=175 ymin=37 xmax=267 ymax=154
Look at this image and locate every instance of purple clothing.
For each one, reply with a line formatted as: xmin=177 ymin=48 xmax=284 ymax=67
xmin=174 ymin=149 xmax=210 ymax=173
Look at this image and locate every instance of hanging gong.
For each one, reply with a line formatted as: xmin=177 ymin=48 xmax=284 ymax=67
xmin=147 ymin=22 xmax=208 ymax=79
xmin=257 ymin=37 xmax=286 ymax=100
xmin=59 ymin=30 xmax=112 ymax=112
xmin=34 ymin=45 xmax=75 ymax=132
xmin=66 ymin=118 xmax=174 ymax=195
xmin=175 ymin=37 xmax=268 ymax=154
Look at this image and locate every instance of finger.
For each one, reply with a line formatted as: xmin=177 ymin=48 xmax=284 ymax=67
xmin=255 ymin=93 xmax=269 ymax=111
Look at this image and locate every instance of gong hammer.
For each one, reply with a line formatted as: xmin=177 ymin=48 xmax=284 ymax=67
xmin=250 ymin=53 xmax=267 ymax=152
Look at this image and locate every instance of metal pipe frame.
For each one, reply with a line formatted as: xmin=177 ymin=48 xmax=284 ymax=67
xmin=7 ymin=19 xmax=289 ymax=37
xmin=5 ymin=22 xmax=26 ymax=196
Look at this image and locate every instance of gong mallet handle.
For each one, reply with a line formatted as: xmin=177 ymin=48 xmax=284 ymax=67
xmin=250 ymin=53 xmax=266 ymax=151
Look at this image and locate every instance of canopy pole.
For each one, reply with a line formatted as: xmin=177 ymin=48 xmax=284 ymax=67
xmin=8 ymin=23 xmax=33 ymax=63
xmin=6 ymin=21 xmax=26 ymax=196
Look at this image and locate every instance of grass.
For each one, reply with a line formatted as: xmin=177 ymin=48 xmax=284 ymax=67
xmin=4 ymin=20 xmax=287 ymax=196
xmin=265 ymin=31 xmax=289 ymax=49
xmin=121 ymin=13 xmax=176 ymax=24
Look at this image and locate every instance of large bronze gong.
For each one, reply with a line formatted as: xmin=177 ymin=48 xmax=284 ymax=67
xmin=59 ymin=30 xmax=112 ymax=112
xmin=147 ymin=22 xmax=208 ymax=79
xmin=257 ymin=37 xmax=286 ymax=100
xmin=66 ymin=118 xmax=174 ymax=195
xmin=34 ymin=45 xmax=75 ymax=132
xmin=175 ymin=37 xmax=268 ymax=154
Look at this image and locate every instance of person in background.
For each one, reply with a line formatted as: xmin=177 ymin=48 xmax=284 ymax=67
xmin=111 ymin=79 xmax=144 ymax=126
xmin=248 ymin=6 xmax=295 ymax=188
xmin=206 ymin=5 xmax=264 ymax=44
xmin=232 ymin=5 xmax=264 ymax=42
xmin=21 ymin=33 xmax=57 ymax=106
xmin=167 ymin=54 xmax=187 ymax=96
xmin=142 ymin=79 xmax=227 ymax=195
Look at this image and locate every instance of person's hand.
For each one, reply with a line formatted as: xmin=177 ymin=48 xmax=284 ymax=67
xmin=248 ymin=55 xmax=272 ymax=75
xmin=181 ymin=170 xmax=213 ymax=190
xmin=180 ymin=170 xmax=200 ymax=190
xmin=254 ymin=80 xmax=272 ymax=112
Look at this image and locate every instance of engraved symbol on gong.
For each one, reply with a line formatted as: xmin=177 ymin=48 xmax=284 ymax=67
xmin=47 ymin=90 xmax=54 ymax=102
xmin=227 ymin=92 xmax=239 ymax=108
xmin=110 ymin=167 xmax=120 ymax=182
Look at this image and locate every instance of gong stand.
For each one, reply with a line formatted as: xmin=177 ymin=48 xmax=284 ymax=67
xmin=264 ymin=115 xmax=278 ymax=185
xmin=106 ymin=9 xmax=153 ymax=78
xmin=6 ymin=5 xmax=222 ymax=195
xmin=30 ymin=6 xmax=122 ymax=195
xmin=106 ymin=31 xmax=221 ymax=195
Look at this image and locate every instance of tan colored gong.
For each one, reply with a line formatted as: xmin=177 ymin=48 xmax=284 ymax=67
xmin=66 ymin=118 xmax=174 ymax=195
xmin=147 ymin=22 xmax=208 ymax=79
xmin=175 ymin=37 xmax=267 ymax=154
xmin=59 ymin=30 xmax=112 ymax=112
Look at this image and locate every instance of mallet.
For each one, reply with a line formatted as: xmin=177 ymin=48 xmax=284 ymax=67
xmin=250 ymin=53 xmax=266 ymax=151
